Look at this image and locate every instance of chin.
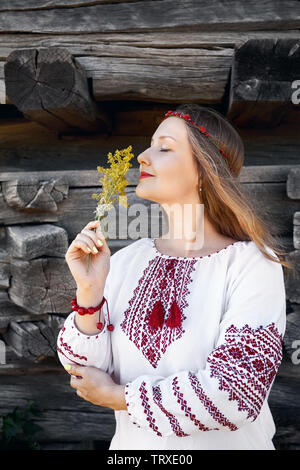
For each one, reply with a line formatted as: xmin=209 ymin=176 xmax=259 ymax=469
xmin=135 ymin=185 xmax=147 ymax=199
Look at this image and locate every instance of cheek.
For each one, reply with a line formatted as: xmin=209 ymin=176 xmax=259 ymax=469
xmin=158 ymin=157 xmax=193 ymax=188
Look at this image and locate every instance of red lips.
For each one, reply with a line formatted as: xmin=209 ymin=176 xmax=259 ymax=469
xmin=140 ymin=171 xmax=154 ymax=179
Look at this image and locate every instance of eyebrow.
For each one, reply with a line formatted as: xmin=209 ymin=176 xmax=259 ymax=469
xmin=151 ymin=135 xmax=177 ymax=144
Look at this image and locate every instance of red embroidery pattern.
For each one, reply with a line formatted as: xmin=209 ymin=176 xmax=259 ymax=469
xmin=120 ymin=256 xmax=197 ymax=367
xmin=153 ymin=385 xmax=189 ymax=437
xmin=139 ymin=381 xmax=162 ymax=437
xmin=207 ymin=322 xmax=283 ymax=421
xmin=58 ymin=325 xmax=87 ymax=362
xmin=172 ymin=376 xmax=212 ymax=432
xmin=188 ymin=371 xmax=238 ymax=431
xmin=56 ymin=346 xmax=83 ymax=366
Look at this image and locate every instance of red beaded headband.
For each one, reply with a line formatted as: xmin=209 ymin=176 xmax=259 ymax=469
xmin=162 ymin=110 xmax=233 ymax=174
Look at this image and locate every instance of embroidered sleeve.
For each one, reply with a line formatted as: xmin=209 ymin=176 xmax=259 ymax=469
xmin=56 ymin=280 xmax=113 ymax=374
xmin=124 ymin=245 xmax=286 ymax=436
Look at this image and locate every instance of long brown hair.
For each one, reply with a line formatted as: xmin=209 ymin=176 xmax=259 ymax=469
xmin=173 ymin=104 xmax=295 ymax=279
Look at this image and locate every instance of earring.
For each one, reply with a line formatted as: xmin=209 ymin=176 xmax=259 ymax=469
xmin=199 ymin=187 xmax=202 ymax=191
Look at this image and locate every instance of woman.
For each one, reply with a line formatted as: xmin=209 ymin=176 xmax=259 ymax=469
xmin=57 ymin=104 xmax=293 ymax=450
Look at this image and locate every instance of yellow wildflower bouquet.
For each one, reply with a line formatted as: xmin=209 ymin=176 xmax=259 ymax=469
xmin=86 ymin=145 xmax=135 ymax=273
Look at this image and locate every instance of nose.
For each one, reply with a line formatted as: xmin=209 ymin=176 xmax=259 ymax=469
xmin=137 ymin=147 xmax=151 ymax=166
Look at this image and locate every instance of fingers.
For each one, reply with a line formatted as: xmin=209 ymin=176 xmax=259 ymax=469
xmin=75 ymin=232 xmax=102 ymax=254
xmin=81 ymin=229 xmax=103 ymax=249
xmin=64 ymin=363 xmax=84 ymax=377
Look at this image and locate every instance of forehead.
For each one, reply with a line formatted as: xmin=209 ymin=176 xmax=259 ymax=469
xmin=152 ymin=116 xmax=187 ymax=142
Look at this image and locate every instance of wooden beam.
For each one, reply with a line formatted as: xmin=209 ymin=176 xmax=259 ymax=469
xmin=4 ymin=316 xmax=64 ymax=361
xmin=227 ymin=38 xmax=300 ymax=127
xmin=0 ymin=372 xmax=115 ymax=441
xmin=9 ymin=257 xmax=77 ymax=315
xmin=4 ymin=48 xmax=112 ymax=134
xmin=294 ymin=212 xmax=300 ymax=250
xmin=0 ymin=1 xmax=299 ymax=33
xmin=285 ymin=250 xmax=300 ymax=303
xmin=1 ymin=165 xmax=300 ymax=187
xmin=287 ymin=168 xmax=300 ymax=199
xmin=0 ymin=61 xmax=5 ymax=104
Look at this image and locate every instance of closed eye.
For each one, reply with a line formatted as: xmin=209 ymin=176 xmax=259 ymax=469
xmin=160 ymin=149 xmax=170 ymax=152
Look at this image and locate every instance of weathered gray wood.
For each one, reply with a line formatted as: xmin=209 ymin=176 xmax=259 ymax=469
xmin=294 ymin=223 xmax=300 ymax=250
xmin=0 ymin=261 xmax=10 ymax=288
xmin=0 ymin=298 xmax=48 ymax=330
xmin=0 ymin=372 xmax=115 ymax=441
xmin=228 ymin=38 xmax=300 ymax=126
xmin=1 ymin=165 xmax=300 ymax=187
xmin=80 ymin=54 xmax=231 ymax=103
xmin=294 ymin=212 xmax=300 ymax=249
xmin=0 ymin=290 xmax=9 ymax=303
xmin=0 ymin=371 xmax=296 ymax=444
xmin=283 ymin=311 xmax=300 ymax=365
xmin=0 ymin=0 xmax=138 ymax=9
xmin=9 ymin=257 xmax=76 ymax=314
xmin=0 ymin=32 xmax=297 ymax=104
xmin=268 ymin=376 xmax=300 ymax=449
xmin=0 ymin=1 xmax=299 ymax=34
xmin=0 ymin=61 xmax=5 ymax=104
xmin=6 ymin=223 xmax=68 ymax=260
xmin=295 ymin=213 xmax=300 ymax=226
xmin=287 ymin=167 xmax=300 ymax=199
xmin=0 ymin=180 xmax=298 ymax=240
xmin=285 ymin=250 xmax=300 ymax=304
xmin=5 ymin=48 xmax=111 ymax=134
xmin=0 ymin=356 xmax=63 ymax=374
xmin=0 ymin=30 xmax=299 ymax=58
xmin=2 ymin=175 xmax=69 ymax=212
xmin=4 ymin=316 xmax=64 ymax=360
xmin=0 ymin=116 xmax=299 ymax=173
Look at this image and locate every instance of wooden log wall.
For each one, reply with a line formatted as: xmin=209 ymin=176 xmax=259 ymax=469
xmin=0 ymin=0 xmax=299 ymax=450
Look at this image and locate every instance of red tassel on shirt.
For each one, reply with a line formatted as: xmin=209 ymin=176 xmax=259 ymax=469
xmin=148 ymin=299 xmax=182 ymax=329
xmin=148 ymin=300 xmax=165 ymax=328
xmin=165 ymin=300 xmax=182 ymax=328
xmin=148 ymin=260 xmax=182 ymax=329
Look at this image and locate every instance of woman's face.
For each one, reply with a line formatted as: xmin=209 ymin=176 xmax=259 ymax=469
xmin=136 ymin=116 xmax=199 ymax=205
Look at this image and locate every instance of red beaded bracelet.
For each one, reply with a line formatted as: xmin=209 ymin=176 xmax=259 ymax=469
xmin=71 ymin=296 xmax=114 ymax=331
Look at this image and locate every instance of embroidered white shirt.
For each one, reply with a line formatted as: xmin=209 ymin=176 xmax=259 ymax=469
xmin=57 ymin=238 xmax=286 ymax=450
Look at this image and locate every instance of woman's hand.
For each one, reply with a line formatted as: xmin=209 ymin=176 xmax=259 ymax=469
xmin=65 ymin=220 xmax=111 ymax=289
xmin=64 ymin=363 xmax=127 ymax=411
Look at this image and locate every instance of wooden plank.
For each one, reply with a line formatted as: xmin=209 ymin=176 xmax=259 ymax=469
xmin=4 ymin=316 xmax=64 ymax=360
xmin=0 ymin=115 xmax=299 ymax=172
xmin=0 ymin=183 xmax=296 ymax=239
xmin=0 ymin=371 xmax=298 ymax=444
xmin=4 ymin=48 xmax=112 ymax=134
xmin=6 ymin=224 xmax=68 ymax=260
xmin=0 ymin=1 xmax=299 ymax=34
xmin=228 ymin=38 xmax=300 ymax=126
xmin=294 ymin=212 xmax=300 ymax=249
xmin=268 ymin=375 xmax=300 ymax=449
xmin=0 ymin=299 xmax=48 ymax=330
xmin=9 ymin=257 xmax=77 ymax=315
xmin=0 ymin=61 xmax=5 ymax=104
xmin=0 ymin=31 xmax=298 ymax=60
xmin=80 ymin=53 xmax=231 ymax=103
xmin=287 ymin=167 xmax=300 ymax=199
xmin=0 ymin=0 xmax=139 ymax=8
xmin=0 ymin=372 xmax=115 ymax=441
xmin=285 ymin=250 xmax=300 ymax=303
xmin=1 ymin=165 xmax=300 ymax=187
